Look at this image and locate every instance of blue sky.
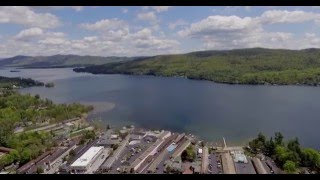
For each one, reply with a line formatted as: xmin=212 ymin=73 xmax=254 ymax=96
xmin=0 ymin=6 xmax=320 ymax=57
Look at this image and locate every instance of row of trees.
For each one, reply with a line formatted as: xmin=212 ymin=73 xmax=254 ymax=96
xmin=248 ymin=132 xmax=320 ymax=173
xmin=0 ymin=76 xmax=44 ymax=89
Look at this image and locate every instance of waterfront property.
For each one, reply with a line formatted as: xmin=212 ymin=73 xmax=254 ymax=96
xmin=221 ymin=152 xmax=236 ymax=174
xmin=70 ymin=146 xmax=104 ymax=173
xmin=252 ymin=157 xmax=268 ymax=174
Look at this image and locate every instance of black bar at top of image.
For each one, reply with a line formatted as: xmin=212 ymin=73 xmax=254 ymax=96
xmin=2 ymin=0 xmax=320 ymax=6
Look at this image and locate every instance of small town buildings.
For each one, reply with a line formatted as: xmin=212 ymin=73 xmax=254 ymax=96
xmin=70 ymin=146 xmax=104 ymax=173
xmin=231 ymin=151 xmax=248 ymax=163
xmin=252 ymin=157 xmax=268 ymax=174
xmin=221 ymin=152 xmax=236 ymax=174
xmin=100 ymin=135 xmax=130 ymax=170
xmin=171 ymin=139 xmax=191 ymax=159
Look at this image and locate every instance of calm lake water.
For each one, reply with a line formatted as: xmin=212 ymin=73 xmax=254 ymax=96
xmin=1 ymin=68 xmax=320 ymax=149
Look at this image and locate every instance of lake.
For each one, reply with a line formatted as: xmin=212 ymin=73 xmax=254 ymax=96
xmin=1 ymin=68 xmax=320 ymax=149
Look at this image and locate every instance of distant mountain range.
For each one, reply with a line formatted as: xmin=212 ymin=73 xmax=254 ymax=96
xmin=0 ymin=55 xmax=141 ymax=68
xmin=73 ymin=48 xmax=320 ymax=86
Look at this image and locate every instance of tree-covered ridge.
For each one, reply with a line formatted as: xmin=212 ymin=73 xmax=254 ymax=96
xmin=0 ymin=55 xmax=139 ymax=68
xmin=248 ymin=132 xmax=320 ymax=174
xmin=0 ymin=76 xmax=44 ymax=88
xmin=0 ymin=90 xmax=93 ymax=168
xmin=74 ymin=48 xmax=320 ymax=86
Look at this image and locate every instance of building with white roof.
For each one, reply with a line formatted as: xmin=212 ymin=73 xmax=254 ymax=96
xmin=70 ymin=146 xmax=104 ymax=172
xmin=231 ymin=150 xmax=248 ymax=163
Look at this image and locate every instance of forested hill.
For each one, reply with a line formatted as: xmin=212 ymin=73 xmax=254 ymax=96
xmin=0 ymin=55 xmax=139 ymax=68
xmin=73 ymin=48 xmax=320 ymax=86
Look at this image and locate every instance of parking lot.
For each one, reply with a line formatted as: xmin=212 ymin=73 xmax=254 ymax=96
xmin=107 ymin=139 xmax=152 ymax=174
xmin=208 ymin=153 xmax=221 ymax=174
xmin=234 ymin=159 xmax=256 ymax=174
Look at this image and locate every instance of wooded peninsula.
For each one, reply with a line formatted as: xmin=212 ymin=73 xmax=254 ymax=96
xmin=74 ymin=48 xmax=320 ymax=86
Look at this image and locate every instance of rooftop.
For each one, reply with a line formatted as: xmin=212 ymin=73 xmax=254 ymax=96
xmin=70 ymin=146 xmax=104 ymax=168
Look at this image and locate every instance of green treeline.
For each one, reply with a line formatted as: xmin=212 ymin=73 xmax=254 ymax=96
xmin=74 ymin=48 xmax=320 ymax=86
xmin=248 ymin=132 xmax=320 ymax=173
xmin=0 ymin=76 xmax=44 ymax=88
xmin=0 ymin=90 xmax=93 ymax=169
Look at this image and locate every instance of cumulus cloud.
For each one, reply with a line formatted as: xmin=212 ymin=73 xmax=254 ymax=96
xmin=71 ymin=6 xmax=84 ymax=11
xmin=151 ymin=6 xmax=171 ymax=13
xmin=178 ymin=10 xmax=320 ymax=50
xmin=258 ymin=10 xmax=320 ymax=24
xmin=122 ymin=8 xmax=128 ymax=14
xmin=14 ymin=27 xmax=44 ymax=41
xmin=137 ymin=11 xmax=157 ymax=22
xmin=0 ymin=6 xmax=60 ymax=29
xmin=1 ymin=19 xmax=180 ymax=57
xmin=178 ymin=15 xmax=256 ymax=38
xmin=29 ymin=6 xmax=84 ymax=12
xmin=80 ymin=18 xmax=127 ymax=31
xmin=142 ymin=6 xmax=171 ymax=13
xmin=169 ymin=19 xmax=188 ymax=30
xmin=2 ymin=8 xmax=320 ymax=57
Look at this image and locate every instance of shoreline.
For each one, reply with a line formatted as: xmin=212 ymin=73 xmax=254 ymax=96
xmin=73 ymin=70 xmax=320 ymax=87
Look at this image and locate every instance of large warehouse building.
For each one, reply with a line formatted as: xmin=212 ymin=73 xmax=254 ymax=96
xmin=70 ymin=146 xmax=104 ymax=173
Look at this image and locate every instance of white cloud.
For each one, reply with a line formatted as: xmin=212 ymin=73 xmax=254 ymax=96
xmin=29 ymin=6 xmax=84 ymax=12
xmin=178 ymin=15 xmax=256 ymax=38
xmin=39 ymin=37 xmax=68 ymax=45
xmin=0 ymin=6 xmax=60 ymax=29
xmin=151 ymin=6 xmax=171 ymax=13
xmin=122 ymin=8 xmax=128 ymax=14
xmin=71 ymin=6 xmax=84 ymax=11
xmin=83 ymin=36 xmax=98 ymax=42
xmin=1 ymin=20 xmax=180 ymax=57
xmin=303 ymin=33 xmax=320 ymax=46
xmin=80 ymin=19 xmax=127 ymax=31
xmin=178 ymin=14 xmax=297 ymax=50
xmin=178 ymin=10 xmax=320 ymax=50
xmin=142 ymin=6 xmax=171 ymax=13
xmin=14 ymin=27 xmax=44 ymax=41
xmin=2 ymin=8 xmax=320 ymax=57
xmin=169 ymin=19 xmax=188 ymax=30
xmin=137 ymin=11 xmax=157 ymax=22
xmin=258 ymin=10 xmax=320 ymax=24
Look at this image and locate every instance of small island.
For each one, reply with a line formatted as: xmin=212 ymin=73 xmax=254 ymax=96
xmin=44 ymin=82 xmax=55 ymax=88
